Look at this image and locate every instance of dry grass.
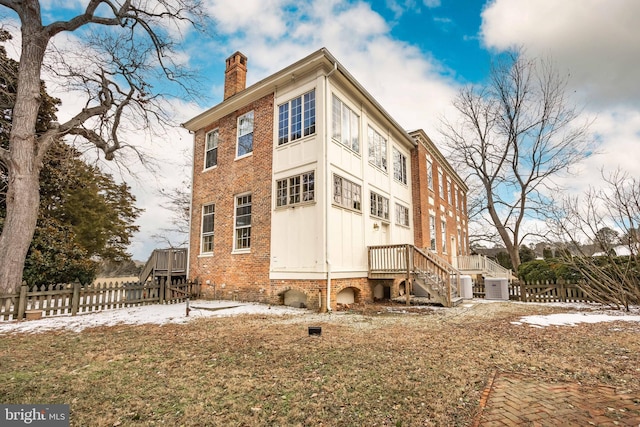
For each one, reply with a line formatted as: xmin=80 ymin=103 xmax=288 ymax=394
xmin=1 ymin=301 xmax=639 ymax=426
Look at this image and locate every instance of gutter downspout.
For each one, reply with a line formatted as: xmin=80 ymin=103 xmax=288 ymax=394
xmin=324 ymin=61 xmax=338 ymax=312
xmin=185 ymin=129 xmax=195 ymax=283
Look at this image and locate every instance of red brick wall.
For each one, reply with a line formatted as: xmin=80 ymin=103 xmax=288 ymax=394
xmin=189 ymin=93 xmax=274 ymax=299
xmin=410 ymin=139 xmax=469 ymax=264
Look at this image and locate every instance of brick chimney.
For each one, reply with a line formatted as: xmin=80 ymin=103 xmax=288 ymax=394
xmin=224 ymin=51 xmax=248 ymax=100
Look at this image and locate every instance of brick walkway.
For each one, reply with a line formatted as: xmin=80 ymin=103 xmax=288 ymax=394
xmin=473 ymin=372 xmax=640 ymax=426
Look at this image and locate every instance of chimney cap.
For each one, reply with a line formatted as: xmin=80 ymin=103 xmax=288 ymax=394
xmin=226 ymin=51 xmax=247 ymax=69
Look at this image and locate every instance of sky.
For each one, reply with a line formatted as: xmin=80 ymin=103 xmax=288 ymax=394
xmin=3 ymin=0 xmax=640 ymax=261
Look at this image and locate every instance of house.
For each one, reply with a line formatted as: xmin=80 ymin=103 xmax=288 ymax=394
xmin=182 ymin=48 xmax=471 ymax=310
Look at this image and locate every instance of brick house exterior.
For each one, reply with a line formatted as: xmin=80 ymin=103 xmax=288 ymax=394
xmin=183 ymin=49 xmax=468 ymax=311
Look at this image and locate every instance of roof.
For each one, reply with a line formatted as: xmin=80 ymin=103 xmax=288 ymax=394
xmin=181 ymin=48 xmax=416 ymax=149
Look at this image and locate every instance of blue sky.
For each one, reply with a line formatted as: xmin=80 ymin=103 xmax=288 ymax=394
xmin=4 ymin=0 xmax=640 ymax=260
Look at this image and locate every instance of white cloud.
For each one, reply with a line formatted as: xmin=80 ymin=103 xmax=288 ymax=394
xmin=481 ymin=0 xmax=640 ymax=208
xmin=206 ymin=0 xmax=457 ymax=135
xmin=481 ymin=0 xmax=640 ymax=109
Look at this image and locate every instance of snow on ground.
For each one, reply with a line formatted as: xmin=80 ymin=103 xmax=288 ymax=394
xmin=1 ymin=299 xmax=639 ymax=334
xmin=0 ymin=300 xmax=308 ymax=335
xmin=513 ymin=311 xmax=640 ymax=328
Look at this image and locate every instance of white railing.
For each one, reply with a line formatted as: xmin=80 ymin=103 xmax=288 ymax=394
xmin=457 ymin=255 xmax=514 ymax=280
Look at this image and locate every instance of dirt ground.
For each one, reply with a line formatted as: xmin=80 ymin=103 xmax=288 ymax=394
xmin=1 ymin=300 xmax=639 ymax=426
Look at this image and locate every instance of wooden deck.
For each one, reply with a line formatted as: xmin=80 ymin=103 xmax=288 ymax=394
xmin=139 ymin=248 xmax=188 ymax=283
xmin=368 ymin=244 xmax=462 ymax=307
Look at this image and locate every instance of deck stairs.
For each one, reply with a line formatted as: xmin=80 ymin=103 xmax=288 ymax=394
xmin=368 ymin=244 xmax=463 ymax=307
xmin=139 ymin=248 xmax=188 ymax=283
xmin=456 ymin=254 xmax=515 ymax=281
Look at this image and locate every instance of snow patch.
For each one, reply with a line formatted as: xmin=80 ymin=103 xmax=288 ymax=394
xmin=518 ymin=312 xmax=640 ymax=328
xmin=0 ymin=300 xmax=308 ymax=335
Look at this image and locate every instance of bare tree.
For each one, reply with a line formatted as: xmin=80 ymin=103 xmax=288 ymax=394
xmin=152 ymin=178 xmax=191 ymax=248
xmin=550 ymin=170 xmax=640 ymax=310
xmin=0 ymin=1 xmax=208 ymax=294
xmin=440 ymin=50 xmax=592 ymax=271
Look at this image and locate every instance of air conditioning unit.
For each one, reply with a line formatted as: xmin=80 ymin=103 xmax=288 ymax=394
xmin=460 ymin=275 xmax=473 ymax=299
xmin=485 ymin=278 xmax=509 ymax=300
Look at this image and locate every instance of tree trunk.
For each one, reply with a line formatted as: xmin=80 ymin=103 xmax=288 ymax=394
xmin=0 ymin=167 xmax=40 ymax=294
xmin=0 ymin=14 xmax=47 ymax=294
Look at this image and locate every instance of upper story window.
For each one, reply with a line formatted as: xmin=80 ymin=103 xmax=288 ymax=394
xmin=368 ymin=126 xmax=387 ymax=172
xmin=392 ymin=147 xmax=407 ymax=184
xmin=438 ymin=169 xmax=444 ymax=199
xmin=237 ymin=111 xmax=254 ymax=158
xmin=201 ymin=203 xmax=215 ymax=253
xmin=395 ymin=203 xmax=409 ymax=227
xmin=455 ymin=187 xmax=460 ymax=211
xmin=447 ymin=179 xmax=452 ymax=205
xmin=333 ymin=174 xmax=361 ymax=211
xmin=429 ymin=214 xmax=436 ymax=251
xmin=370 ymin=191 xmax=389 ymax=221
xmin=205 ymin=129 xmax=219 ymax=169
xmin=426 ymin=157 xmax=433 ymax=190
xmin=234 ymin=194 xmax=252 ymax=251
xmin=332 ymin=94 xmax=359 ymax=153
xmin=278 ymin=90 xmax=316 ymax=145
xmin=276 ymin=171 xmax=315 ymax=207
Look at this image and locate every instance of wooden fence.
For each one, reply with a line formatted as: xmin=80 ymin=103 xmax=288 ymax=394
xmin=472 ymin=279 xmax=593 ymax=303
xmin=0 ymin=279 xmax=201 ymax=322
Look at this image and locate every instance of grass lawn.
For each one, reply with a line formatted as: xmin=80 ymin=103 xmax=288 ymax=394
xmin=1 ymin=301 xmax=639 ymax=426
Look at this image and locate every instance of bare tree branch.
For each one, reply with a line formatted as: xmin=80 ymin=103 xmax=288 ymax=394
xmin=441 ymin=49 xmax=593 ymax=270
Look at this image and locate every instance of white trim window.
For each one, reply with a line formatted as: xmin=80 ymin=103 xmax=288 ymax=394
xmin=276 ymin=171 xmax=315 ymax=207
xmin=234 ymin=194 xmax=252 ymax=251
xmin=438 ymin=169 xmax=444 ymax=199
xmin=429 ymin=214 xmax=436 ymax=251
xmin=447 ymin=178 xmax=452 ymax=205
xmin=370 ymin=191 xmax=389 ymax=220
xmin=332 ymin=94 xmax=360 ymax=153
xmin=205 ymin=129 xmax=219 ymax=169
xmin=333 ymin=174 xmax=361 ymax=211
xmin=426 ymin=157 xmax=433 ymax=190
xmin=393 ymin=147 xmax=407 ymax=184
xmin=278 ymin=90 xmax=316 ymax=145
xmin=395 ymin=203 xmax=409 ymax=227
xmin=201 ymin=203 xmax=215 ymax=253
xmin=236 ymin=111 xmax=254 ymax=157
xmin=368 ymin=126 xmax=388 ymax=172
xmin=441 ymin=219 xmax=447 ymax=253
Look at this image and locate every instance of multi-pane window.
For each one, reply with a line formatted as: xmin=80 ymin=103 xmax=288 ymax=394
xmin=276 ymin=171 xmax=315 ymax=207
xmin=393 ymin=148 xmax=407 ymax=184
xmin=332 ymin=94 xmax=359 ymax=152
xmin=429 ymin=215 xmax=436 ymax=251
xmin=333 ymin=174 xmax=361 ymax=211
xmin=457 ymin=229 xmax=462 ymax=255
xmin=368 ymin=126 xmax=387 ymax=171
xmin=455 ymin=186 xmax=459 ymax=211
xmin=438 ymin=169 xmax=444 ymax=199
xmin=234 ymin=194 xmax=252 ymax=250
xmin=201 ymin=204 xmax=215 ymax=253
xmin=237 ymin=111 xmax=254 ymax=157
xmin=441 ymin=219 xmax=447 ymax=253
xmin=395 ymin=203 xmax=409 ymax=227
xmin=426 ymin=157 xmax=433 ymax=190
xmin=205 ymin=129 xmax=218 ymax=169
xmin=370 ymin=191 xmax=389 ymax=220
xmin=278 ymin=90 xmax=316 ymax=145
xmin=447 ymin=179 xmax=452 ymax=205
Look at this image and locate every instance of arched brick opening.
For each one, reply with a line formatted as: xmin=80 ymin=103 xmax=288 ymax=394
xmin=372 ymin=282 xmax=392 ymax=301
xmin=278 ymin=288 xmax=308 ymax=308
xmin=336 ymin=286 xmax=360 ymax=305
